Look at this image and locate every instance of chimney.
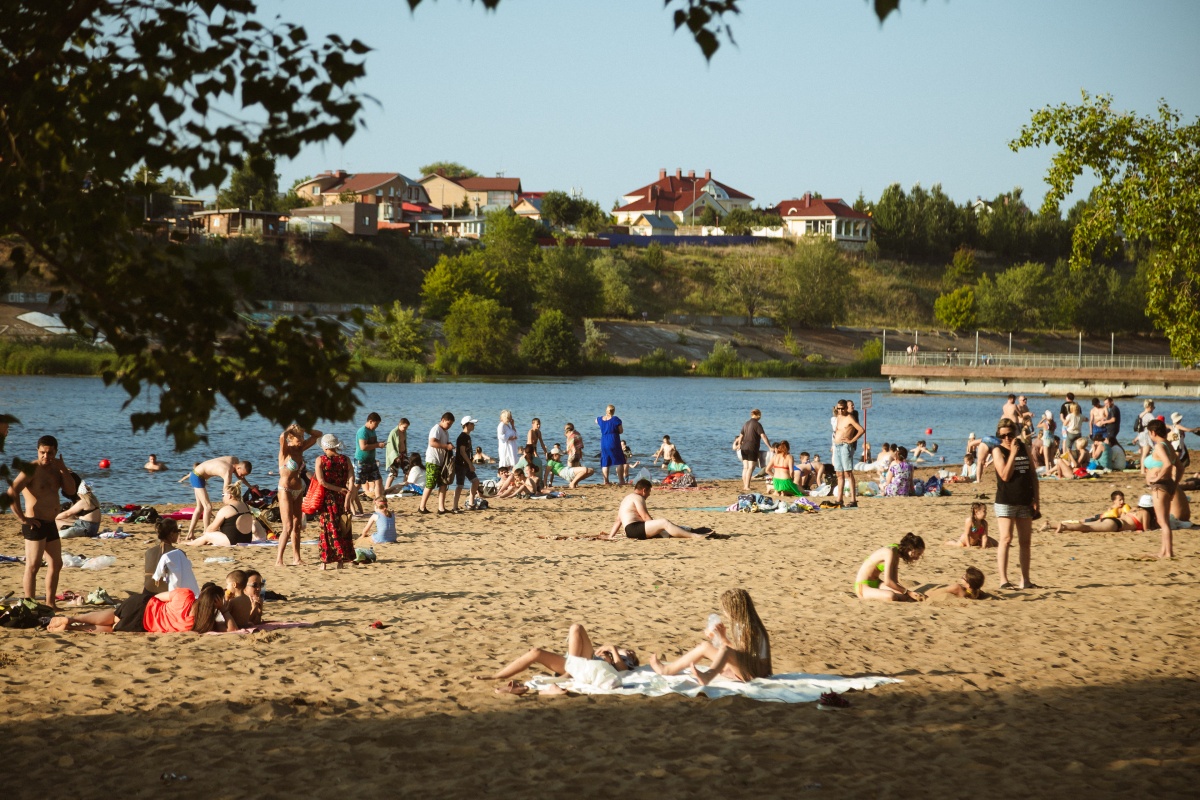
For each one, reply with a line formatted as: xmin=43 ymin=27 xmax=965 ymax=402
xmin=650 ymin=185 xmax=658 ymax=199
xmin=335 ymin=170 xmax=347 ymax=179
xmin=659 ymin=168 xmax=667 ymax=180
xmin=704 ymin=169 xmax=711 ymax=181
xmin=804 ymin=192 xmax=812 ymax=208
xmin=675 ymin=168 xmax=682 ymax=180
xmin=687 ymin=170 xmax=695 ymax=180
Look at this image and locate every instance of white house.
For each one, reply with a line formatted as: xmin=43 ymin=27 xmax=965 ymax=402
xmin=629 ymin=213 xmax=678 ymax=236
xmin=775 ymin=194 xmax=872 ymax=249
xmin=615 ymin=168 xmax=753 ymax=224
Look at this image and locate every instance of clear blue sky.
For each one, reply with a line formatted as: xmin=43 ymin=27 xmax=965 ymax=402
xmin=264 ymin=0 xmax=1200 ymax=212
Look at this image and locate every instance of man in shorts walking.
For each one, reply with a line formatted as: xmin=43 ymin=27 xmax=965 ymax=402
xmin=419 ymin=412 xmax=456 ymax=514
xmin=7 ymin=435 xmax=77 ymax=609
xmin=734 ymin=409 xmax=770 ymax=491
xmin=453 ymin=416 xmax=481 ymax=512
xmin=604 ymin=479 xmax=714 ymax=539
xmin=832 ymin=399 xmax=865 ymax=507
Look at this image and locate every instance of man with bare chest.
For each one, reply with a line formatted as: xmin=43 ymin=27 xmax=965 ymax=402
xmin=7 ymin=435 xmax=76 ymax=609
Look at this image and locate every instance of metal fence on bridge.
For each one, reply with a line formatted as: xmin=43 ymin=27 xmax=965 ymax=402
xmin=883 ymin=352 xmax=1185 ymax=370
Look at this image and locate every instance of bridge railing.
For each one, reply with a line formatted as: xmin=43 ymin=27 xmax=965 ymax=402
xmin=883 ymin=352 xmax=1186 ymax=370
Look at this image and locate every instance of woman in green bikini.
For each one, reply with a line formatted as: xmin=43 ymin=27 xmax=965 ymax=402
xmin=768 ymin=441 xmax=802 ymax=497
xmin=854 ymin=533 xmax=926 ymax=601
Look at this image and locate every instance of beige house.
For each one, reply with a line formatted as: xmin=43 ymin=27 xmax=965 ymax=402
xmin=293 ymin=171 xmax=429 ymax=224
xmin=290 ymin=203 xmax=379 ymax=237
xmin=419 ymin=174 xmax=523 ymax=215
xmin=629 ymin=213 xmax=677 ymax=237
xmin=192 ymin=209 xmax=287 ymax=238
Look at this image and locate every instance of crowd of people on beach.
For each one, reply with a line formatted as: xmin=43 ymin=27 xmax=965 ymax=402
xmin=4 ymin=389 xmax=1196 ymax=693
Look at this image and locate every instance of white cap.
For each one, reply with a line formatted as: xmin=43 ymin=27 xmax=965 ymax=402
xmin=461 ymin=415 xmax=478 ymax=426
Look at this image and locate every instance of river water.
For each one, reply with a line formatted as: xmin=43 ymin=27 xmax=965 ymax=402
xmin=3 ymin=376 xmax=1198 ymax=506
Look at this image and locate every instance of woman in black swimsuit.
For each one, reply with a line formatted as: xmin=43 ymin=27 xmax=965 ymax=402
xmin=188 ymin=484 xmax=265 ymax=547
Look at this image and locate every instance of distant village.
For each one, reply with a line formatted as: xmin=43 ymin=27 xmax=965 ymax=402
xmin=171 ymin=167 xmax=875 ymax=250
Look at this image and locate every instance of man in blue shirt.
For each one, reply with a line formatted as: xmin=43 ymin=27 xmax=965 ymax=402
xmin=354 ymin=412 xmax=384 ymax=514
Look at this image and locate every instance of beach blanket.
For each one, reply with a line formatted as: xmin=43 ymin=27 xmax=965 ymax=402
xmin=524 ymin=667 xmax=899 ymax=702
xmin=0 ymin=555 xmax=25 ymax=563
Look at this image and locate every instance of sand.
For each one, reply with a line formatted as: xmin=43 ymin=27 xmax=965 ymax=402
xmin=1 ymin=470 xmax=1197 ymax=798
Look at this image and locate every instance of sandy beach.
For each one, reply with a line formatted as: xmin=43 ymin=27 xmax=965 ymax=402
xmin=2 ymin=470 xmax=1196 ymax=798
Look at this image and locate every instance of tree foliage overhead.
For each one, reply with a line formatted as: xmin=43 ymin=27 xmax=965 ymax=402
xmin=1 ymin=0 xmax=369 ymax=449
xmin=1012 ymin=92 xmax=1200 ymax=364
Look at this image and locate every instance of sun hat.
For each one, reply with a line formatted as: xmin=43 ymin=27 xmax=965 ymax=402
xmin=320 ymin=433 xmax=343 ymax=451
xmin=76 ymin=479 xmax=91 ymax=495
xmin=1171 ymin=412 xmax=1183 ymax=424
xmin=1138 ymin=494 xmax=1154 ymax=509
xmin=461 ymin=415 xmax=478 ymax=426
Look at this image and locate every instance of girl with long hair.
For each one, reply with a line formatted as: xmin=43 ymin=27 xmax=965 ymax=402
xmin=649 ymin=588 xmax=772 ymax=686
xmin=855 ymin=533 xmax=926 ymax=601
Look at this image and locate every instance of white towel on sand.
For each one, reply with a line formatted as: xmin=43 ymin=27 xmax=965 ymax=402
xmin=524 ymin=666 xmax=899 ymax=702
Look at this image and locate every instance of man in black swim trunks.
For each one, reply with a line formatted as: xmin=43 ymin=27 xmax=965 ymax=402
xmin=7 ymin=434 xmax=76 ymax=610
xmin=604 ymin=479 xmax=712 ymax=539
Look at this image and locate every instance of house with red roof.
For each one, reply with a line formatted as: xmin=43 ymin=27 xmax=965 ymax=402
xmin=774 ymin=193 xmax=872 ymax=249
xmin=614 ymin=168 xmax=753 ymax=225
xmin=420 ymin=173 xmax=523 ymax=215
xmin=293 ymin=171 xmax=431 ymax=226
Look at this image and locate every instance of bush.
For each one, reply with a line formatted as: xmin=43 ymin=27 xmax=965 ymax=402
xmin=534 ymin=245 xmax=601 ymax=322
xmin=582 ymin=319 xmax=609 ymax=361
xmin=0 ymin=338 xmax=111 ymax=376
xmin=592 ymin=253 xmax=635 ymax=317
xmin=777 ymin=239 xmax=849 ymax=327
xmin=629 ymin=348 xmax=689 ymax=376
xmin=420 ymin=251 xmax=497 ymax=319
xmin=695 ymin=341 xmax=741 ymax=376
xmin=519 ymin=310 xmax=581 ymax=374
xmin=934 ymin=286 xmax=977 ymax=331
xmin=357 ymin=301 xmax=427 ymax=361
xmin=436 ymin=293 xmax=516 ymax=374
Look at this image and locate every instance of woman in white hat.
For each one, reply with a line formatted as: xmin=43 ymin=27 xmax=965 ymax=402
xmin=313 ymin=434 xmax=356 ymax=570
xmin=56 ymin=478 xmax=102 ymax=537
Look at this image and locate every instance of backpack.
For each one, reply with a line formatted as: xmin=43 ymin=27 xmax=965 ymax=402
xmin=1133 ymin=415 xmax=1145 ymax=433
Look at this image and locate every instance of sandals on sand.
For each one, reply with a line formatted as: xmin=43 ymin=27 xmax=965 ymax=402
xmin=817 ymin=691 xmax=850 ymax=710
xmin=998 ymin=582 xmax=1016 ymax=590
xmin=494 ymin=680 xmax=528 ymax=696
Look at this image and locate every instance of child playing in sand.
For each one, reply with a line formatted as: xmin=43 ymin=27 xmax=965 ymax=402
xmin=649 ymin=588 xmax=771 ymax=686
xmin=925 ymin=566 xmax=987 ymax=600
xmin=767 ymin=441 xmax=801 ymax=496
xmin=518 ymin=464 xmax=545 ymax=498
xmin=360 ymin=497 xmax=397 ymax=543
xmin=476 ymin=623 xmax=639 ymax=695
xmin=854 ymin=533 xmax=926 ymax=601
xmin=946 ymin=502 xmax=996 ymax=548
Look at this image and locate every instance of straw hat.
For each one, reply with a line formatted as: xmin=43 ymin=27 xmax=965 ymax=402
xmin=1171 ymin=412 xmax=1183 ymax=425
xmin=320 ymin=433 xmax=343 ymax=451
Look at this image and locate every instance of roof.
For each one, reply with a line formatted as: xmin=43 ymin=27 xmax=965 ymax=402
xmin=617 ymin=172 xmax=752 ymax=214
xmin=192 ymin=209 xmax=288 ymax=217
xmin=514 ymin=197 xmax=543 ymax=212
xmin=632 ymin=213 xmax=677 ymax=229
xmin=322 ymin=172 xmax=405 ymax=194
xmin=775 ymin=197 xmax=870 ymax=220
xmin=456 ymin=176 xmax=522 ymax=192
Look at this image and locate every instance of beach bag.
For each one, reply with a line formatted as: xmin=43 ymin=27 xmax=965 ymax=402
xmin=481 ymin=479 xmax=498 ymax=497
xmin=301 ymin=478 xmax=325 ymax=515
xmin=737 ymin=494 xmax=756 ymax=512
xmin=125 ymin=506 xmax=160 ymax=525
xmin=1133 ymin=415 xmax=1145 ymax=433
xmin=923 ymin=476 xmax=942 ymax=497
xmin=671 ymin=472 xmax=697 ymax=488
xmin=912 ymin=478 xmax=926 ymax=495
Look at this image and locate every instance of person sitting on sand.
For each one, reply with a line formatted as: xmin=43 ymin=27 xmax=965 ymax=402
xmin=881 ymin=447 xmax=914 ymax=497
xmin=1054 ymin=493 xmax=1155 ymax=533
xmin=545 ymin=451 xmax=595 ymax=489
xmin=477 ymin=623 xmax=638 ymax=694
xmin=517 ymin=464 xmax=546 ymax=498
xmin=960 ymin=452 xmax=978 ymax=481
xmin=793 ymin=451 xmax=816 ymax=490
xmin=768 ymin=441 xmax=802 ymax=497
xmin=187 ymin=484 xmax=268 ymax=546
xmin=494 ymin=466 xmax=520 ymax=499
xmin=603 ymin=479 xmax=719 ymax=540
xmin=223 ymin=569 xmax=251 ymax=628
xmin=854 ymin=533 xmax=926 ymax=601
xmin=360 ymin=497 xmax=398 ymax=543
xmin=925 ymin=566 xmax=987 ymax=600
xmin=946 ymin=502 xmax=996 ymax=548
xmin=145 ymin=519 xmax=181 ymax=593
xmin=649 ymin=588 xmax=771 ymax=686
xmin=243 ymin=570 xmax=265 ymax=626
xmin=178 ymin=455 xmax=252 ymax=539
xmin=56 ymin=478 xmax=102 ymax=538
xmin=46 ymin=582 xmax=229 ymax=633
xmin=144 ymin=454 xmax=167 ymax=471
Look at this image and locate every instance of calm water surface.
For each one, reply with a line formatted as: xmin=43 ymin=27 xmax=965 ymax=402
xmin=3 ymin=375 xmax=1198 ymax=506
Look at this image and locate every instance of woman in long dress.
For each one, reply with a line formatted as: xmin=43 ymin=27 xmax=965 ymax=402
xmin=277 ymin=424 xmax=321 ymax=567
xmin=497 ymin=410 xmax=520 ymax=469
xmin=314 ymin=434 xmax=356 ymax=570
xmin=596 ymin=404 xmax=626 ymax=485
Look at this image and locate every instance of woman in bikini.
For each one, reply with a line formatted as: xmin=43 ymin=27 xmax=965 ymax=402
xmin=768 ymin=441 xmax=802 ymax=497
xmin=1143 ymin=419 xmax=1179 ymax=558
xmin=1054 ymin=495 xmax=1156 ymax=534
xmin=854 ymin=533 xmax=926 ymax=601
xmin=187 ymin=484 xmax=267 ymax=546
xmin=277 ymin=424 xmax=322 ymax=567
xmin=649 ymin=588 xmax=771 ymax=686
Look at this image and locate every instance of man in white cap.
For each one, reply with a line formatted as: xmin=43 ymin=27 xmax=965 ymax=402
xmin=453 ymin=416 xmax=482 ymax=512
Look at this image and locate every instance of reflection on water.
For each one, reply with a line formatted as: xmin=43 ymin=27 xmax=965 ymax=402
xmin=2 ymin=375 xmax=1197 ymax=506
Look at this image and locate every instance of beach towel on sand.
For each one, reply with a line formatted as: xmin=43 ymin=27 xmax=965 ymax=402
xmin=523 ymin=667 xmax=898 ymax=702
